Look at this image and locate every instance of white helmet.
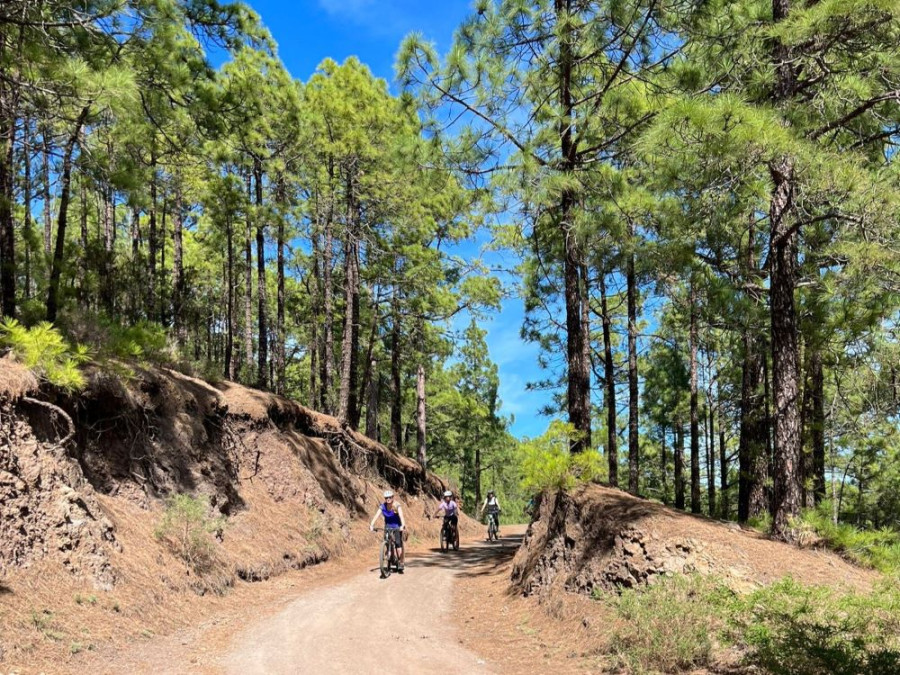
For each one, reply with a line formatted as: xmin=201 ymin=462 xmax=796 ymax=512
xmin=443 ymin=490 xmax=453 ymax=497
xmin=383 ymin=490 xmax=394 ymax=499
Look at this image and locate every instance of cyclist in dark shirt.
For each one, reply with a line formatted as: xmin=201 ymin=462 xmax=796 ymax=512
xmin=479 ymin=490 xmax=501 ymax=538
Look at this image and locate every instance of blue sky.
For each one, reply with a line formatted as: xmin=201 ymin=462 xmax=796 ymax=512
xmin=242 ymin=0 xmax=553 ymax=439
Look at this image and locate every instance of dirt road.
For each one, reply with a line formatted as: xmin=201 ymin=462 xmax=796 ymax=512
xmin=223 ymin=526 xmax=526 ymax=674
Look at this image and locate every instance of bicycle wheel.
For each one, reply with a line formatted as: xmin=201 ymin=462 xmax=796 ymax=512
xmin=453 ymin=526 xmax=460 ymax=551
xmin=488 ymin=518 xmax=497 ymax=541
xmin=440 ymin=526 xmax=448 ymax=552
xmin=380 ymin=540 xmax=392 ymax=578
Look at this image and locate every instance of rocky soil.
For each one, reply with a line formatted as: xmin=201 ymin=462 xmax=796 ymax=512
xmin=511 ymin=484 xmax=878 ymax=598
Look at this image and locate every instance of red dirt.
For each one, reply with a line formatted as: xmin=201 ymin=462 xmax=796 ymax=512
xmin=512 ymin=485 xmax=878 ymax=598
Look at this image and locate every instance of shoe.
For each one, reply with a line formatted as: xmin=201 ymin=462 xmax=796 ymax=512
xmin=398 ymin=566 xmax=405 ymax=574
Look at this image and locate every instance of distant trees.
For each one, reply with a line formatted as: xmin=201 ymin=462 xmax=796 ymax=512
xmin=404 ymin=0 xmax=900 ymax=539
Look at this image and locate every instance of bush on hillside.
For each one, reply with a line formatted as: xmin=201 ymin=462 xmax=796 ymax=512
xmin=520 ymin=420 xmax=607 ymax=492
xmin=154 ymin=494 xmax=225 ymax=574
xmin=0 ymin=319 xmax=88 ymax=391
xmin=797 ymin=502 xmax=900 ymax=574
xmin=733 ymin=577 xmax=900 ymax=675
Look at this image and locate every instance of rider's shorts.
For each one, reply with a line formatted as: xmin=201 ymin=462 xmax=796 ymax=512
xmin=386 ymin=527 xmax=403 ymax=548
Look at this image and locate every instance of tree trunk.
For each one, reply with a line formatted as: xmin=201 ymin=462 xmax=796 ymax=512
xmin=660 ymin=423 xmax=667 ymax=505
xmin=769 ymin=0 xmax=802 ymax=542
xmin=79 ymin=174 xmax=88 ymax=302
xmin=42 ymin=126 xmax=51 ymax=256
xmin=309 ymin=213 xmax=320 ymax=408
xmin=390 ymin=289 xmax=403 ymax=452
xmin=366 ymin=360 xmax=378 ymax=440
xmin=275 ymin=183 xmax=286 ymax=396
xmin=627 ymin=235 xmax=639 ymax=494
xmin=46 ymin=107 xmax=89 ymax=323
xmin=475 ymin=444 xmax=482 ymax=512
xmin=320 ymin=162 xmax=336 ymax=413
xmin=225 ymin=218 xmax=235 ymax=380
xmin=22 ymin=119 xmax=32 ymax=300
xmin=338 ymin=170 xmax=361 ymax=425
xmin=101 ymin=186 xmax=115 ymax=313
xmin=718 ymin=404 xmax=728 ymax=519
xmin=707 ymin=389 xmax=716 ymax=516
xmin=255 ymin=161 xmax=268 ymax=390
xmin=675 ymin=420 xmax=685 ymax=510
xmin=599 ymin=273 xmax=617 ymax=486
xmin=148 ymin=151 xmax=157 ymax=319
xmin=0 ymin=106 xmax=15 ymax=318
xmin=416 ymin=363 xmax=426 ymax=469
xmin=357 ymin=303 xmax=380 ymax=431
xmin=243 ymin=171 xmax=253 ymax=383
xmin=689 ymin=277 xmax=701 ymax=513
xmin=172 ymin=188 xmax=185 ymax=345
xmin=160 ymin=203 xmax=167 ymax=324
xmin=556 ymin=0 xmax=590 ymax=453
xmin=337 ymin=235 xmax=360 ymax=425
xmin=810 ymin=348 xmax=826 ymax=503
xmin=770 ymin=157 xmax=801 ymax=539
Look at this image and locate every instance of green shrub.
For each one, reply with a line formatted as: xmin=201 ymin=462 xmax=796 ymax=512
xmin=733 ymin=578 xmax=900 ymax=675
xmin=0 ymin=319 xmax=88 ymax=391
xmin=104 ymin=320 xmax=168 ymax=362
xmin=520 ymin=420 xmax=607 ymax=492
xmin=63 ymin=312 xmax=169 ymax=364
xmin=154 ymin=494 xmax=225 ymax=574
xmin=597 ymin=574 xmax=733 ymax=674
xmin=798 ymin=502 xmax=900 ymax=574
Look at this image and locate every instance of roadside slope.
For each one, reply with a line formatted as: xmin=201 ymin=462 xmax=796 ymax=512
xmin=511 ymin=485 xmax=878 ymax=598
xmin=0 ymin=358 xmax=474 ymax=673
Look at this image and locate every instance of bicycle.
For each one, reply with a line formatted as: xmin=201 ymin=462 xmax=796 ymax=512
xmin=439 ymin=517 xmax=460 ymax=552
xmin=485 ymin=509 xmax=501 ymax=542
xmin=373 ymin=527 xmax=402 ymax=578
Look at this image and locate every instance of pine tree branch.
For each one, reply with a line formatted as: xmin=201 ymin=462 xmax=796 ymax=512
xmin=809 ymin=90 xmax=900 ymax=140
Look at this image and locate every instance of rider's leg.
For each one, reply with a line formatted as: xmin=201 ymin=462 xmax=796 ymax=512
xmin=396 ymin=530 xmax=405 ymax=568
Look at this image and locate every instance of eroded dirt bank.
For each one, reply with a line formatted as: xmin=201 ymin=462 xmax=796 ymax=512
xmin=511 ymin=484 xmax=878 ymax=598
xmin=0 ymin=358 xmax=471 ymax=673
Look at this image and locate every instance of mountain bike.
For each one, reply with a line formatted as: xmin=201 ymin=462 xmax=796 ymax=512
xmin=486 ymin=509 xmax=500 ymax=542
xmin=374 ymin=527 xmax=401 ymax=578
xmin=440 ymin=517 xmax=459 ymax=552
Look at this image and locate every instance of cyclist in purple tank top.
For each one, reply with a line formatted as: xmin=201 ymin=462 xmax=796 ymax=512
xmin=369 ymin=490 xmax=405 ymax=572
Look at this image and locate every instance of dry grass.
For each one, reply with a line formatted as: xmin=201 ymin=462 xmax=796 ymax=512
xmin=0 ymin=356 xmax=38 ymax=400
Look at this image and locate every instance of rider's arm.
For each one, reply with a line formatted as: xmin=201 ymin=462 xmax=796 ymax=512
xmin=369 ymin=508 xmax=381 ymax=530
xmin=434 ymin=501 xmax=445 ymax=518
xmin=397 ymin=505 xmax=405 ymax=530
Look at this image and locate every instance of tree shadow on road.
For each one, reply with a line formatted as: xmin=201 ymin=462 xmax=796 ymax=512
xmin=408 ymin=534 xmax=525 ymax=578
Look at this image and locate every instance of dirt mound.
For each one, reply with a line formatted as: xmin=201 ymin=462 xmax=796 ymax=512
xmin=0 ymin=364 xmax=467 ymax=672
xmin=511 ymin=485 xmax=878 ymax=598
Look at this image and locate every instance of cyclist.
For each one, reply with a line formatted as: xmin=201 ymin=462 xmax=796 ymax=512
xmin=479 ymin=490 xmax=502 ymax=539
xmin=434 ymin=490 xmax=459 ymax=544
xmin=369 ymin=490 xmax=405 ymax=573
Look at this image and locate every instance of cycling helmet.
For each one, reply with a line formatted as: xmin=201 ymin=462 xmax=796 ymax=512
xmin=383 ymin=490 xmax=394 ymax=499
xmin=487 ymin=489 xmax=495 ymax=495
xmin=443 ymin=490 xmax=453 ymax=497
